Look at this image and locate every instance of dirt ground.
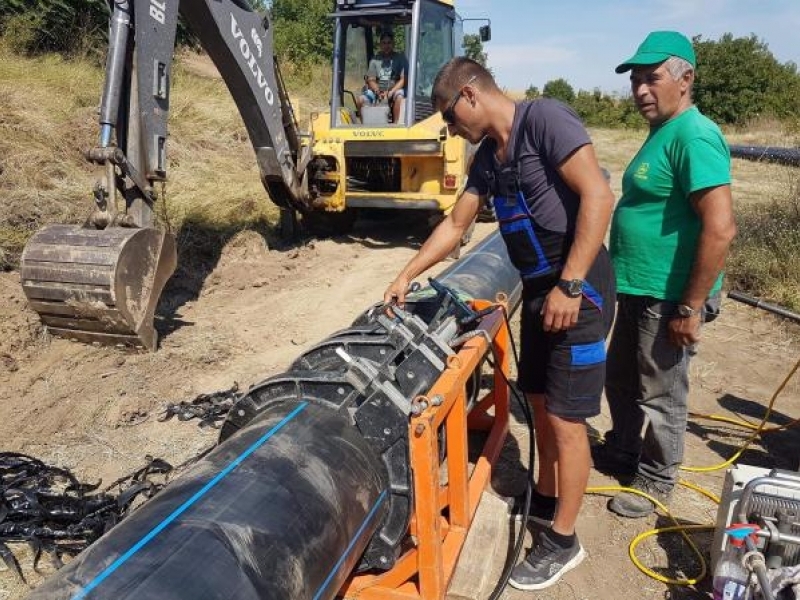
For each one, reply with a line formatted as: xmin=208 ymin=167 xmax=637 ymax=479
xmin=1 ymin=212 xmax=799 ymax=600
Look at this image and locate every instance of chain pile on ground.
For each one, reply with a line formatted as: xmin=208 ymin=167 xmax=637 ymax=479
xmin=0 ymin=452 xmax=173 ymax=584
xmin=158 ymin=383 xmax=240 ymax=428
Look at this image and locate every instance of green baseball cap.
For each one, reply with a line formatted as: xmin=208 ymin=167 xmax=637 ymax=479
xmin=615 ymin=31 xmax=696 ymax=73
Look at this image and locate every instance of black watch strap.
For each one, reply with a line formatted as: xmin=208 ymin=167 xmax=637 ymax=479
xmin=557 ymin=278 xmax=584 ymax=298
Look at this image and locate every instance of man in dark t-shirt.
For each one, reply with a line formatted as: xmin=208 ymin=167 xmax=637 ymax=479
xmin=384 ymin=57 xmax=616 ymax=591
xmin=358 ymin=31 xmax=408 ymax=123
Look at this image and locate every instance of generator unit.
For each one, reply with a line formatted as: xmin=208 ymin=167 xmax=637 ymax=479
xmin=712 ymin=464 xmax=800 ymax=572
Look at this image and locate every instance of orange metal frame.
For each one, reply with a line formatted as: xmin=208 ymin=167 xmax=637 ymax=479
xmin=339 ymin=299 xmax=511 ymax=600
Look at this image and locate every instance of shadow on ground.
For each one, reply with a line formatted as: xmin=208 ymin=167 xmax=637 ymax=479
xmin=649 ymin=514 xmax=715 ymax=599
xmin=687 ymin=393 xmax=800 ymax=471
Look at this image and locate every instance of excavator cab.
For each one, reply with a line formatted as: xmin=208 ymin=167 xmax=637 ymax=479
xmin=302 ymin=0 xmax=481 ymax=236
xmin=331 ymin=0 xmax=462 ymax=128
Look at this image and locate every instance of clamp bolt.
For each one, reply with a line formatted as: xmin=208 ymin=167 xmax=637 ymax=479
xmin=410 ymin=400 xmax=429 ymax=416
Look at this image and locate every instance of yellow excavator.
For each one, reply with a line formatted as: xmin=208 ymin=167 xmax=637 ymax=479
xmin=19 ymin=0 xmax=490 ymax=350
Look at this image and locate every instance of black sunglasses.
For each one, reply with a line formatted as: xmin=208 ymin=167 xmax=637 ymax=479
xmin=441 ymin=75 xmax=477 ymax=126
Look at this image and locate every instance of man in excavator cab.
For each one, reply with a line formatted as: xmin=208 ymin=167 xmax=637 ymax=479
xmin=356 ymin=30 xmax=408 ymax=123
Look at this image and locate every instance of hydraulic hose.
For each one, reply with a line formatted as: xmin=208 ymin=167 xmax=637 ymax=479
xmin=99 ymin=0 xmax=131 ymax=147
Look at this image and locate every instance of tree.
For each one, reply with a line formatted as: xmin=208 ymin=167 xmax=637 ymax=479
xmin=542 ymin=78 xmax=575 ymax=104
xmin=524 ymin=85 xmax=540 ymax=100
xmin=693 ymin=33 xmax=800 ymax=125
xmin=1 ymin=0 xmax=109 ymax=55
xmin=462 ymin=33 xmax=487 ymax=66
xmin=270 ymin=0 xmax=334 ymax=66
xmin=571 ymin=89 xmax=642 ymax=128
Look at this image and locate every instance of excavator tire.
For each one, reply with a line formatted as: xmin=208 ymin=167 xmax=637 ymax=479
xmin=20 ymin=224 xmax=177 ymax=351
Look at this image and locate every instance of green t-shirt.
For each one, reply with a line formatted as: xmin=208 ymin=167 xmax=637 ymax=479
xmin=609 ymin=106 xmax=731 ymax=301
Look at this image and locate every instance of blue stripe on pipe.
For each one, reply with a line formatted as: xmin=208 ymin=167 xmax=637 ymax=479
xmin=313 ymin=489 xmax=388 ymax=600
xmin=71 ymin=402 xmax=309 ymax=600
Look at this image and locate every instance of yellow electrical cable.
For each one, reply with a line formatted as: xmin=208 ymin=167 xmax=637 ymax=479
xmin=628 ymin=524 xmax=715 ymax=584
xmin=688 ymin=412 xmax=760 ymax=430
xmin=681 ymin=355 xmax=800 ymax=473
xmin=586 ymin=483 xmax=714 ymax=585
xmin=677 ymin=478 xmax=720 ymax=505
xmin=587 ymin=354 xmax=800 ymax=586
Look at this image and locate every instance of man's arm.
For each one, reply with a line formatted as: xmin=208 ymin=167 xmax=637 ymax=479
xmin=365 ymin=60 xmax=380 ymax=94
xmin=669 ymin=184 xmax=736 ymax=346
xmin=384 ymin=190 xmax=481 ymax=305
xmin=541 ymin=143 xmax=615 ymax=332
xmin=366 ymin=75 xmax=380 ymax=95
xmin=388 ymin=55 xmax=407 ymax=99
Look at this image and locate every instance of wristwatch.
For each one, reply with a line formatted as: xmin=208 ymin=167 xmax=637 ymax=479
xmin=677 ymin=304 xmax=699 ymax=318
xmin=557 ymin=278 xmax=584 ymax=298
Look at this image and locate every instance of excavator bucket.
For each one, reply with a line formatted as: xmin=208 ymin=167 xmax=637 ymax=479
xmin=20 ymin=225 xmax=177 ymax=351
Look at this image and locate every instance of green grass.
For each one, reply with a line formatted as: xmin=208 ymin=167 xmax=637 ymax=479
xmin=726 ymin=185 xmax=800 ymax=312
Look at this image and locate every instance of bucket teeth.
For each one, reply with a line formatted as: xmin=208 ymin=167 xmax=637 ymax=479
xmin=20 ymin=224 xmax=177 ymax=350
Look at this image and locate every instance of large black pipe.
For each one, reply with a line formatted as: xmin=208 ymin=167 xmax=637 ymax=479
xmin=728 ymin=290 xmax=800 ymax=323
xmin=729 ymin=145 xmax=800 ymax=167
xmin=427 ymin=227 xmax=522 ymax=311
xmin=26 ymin=402 xmax=389 ymax=600
xmin=25 ymin=231 xmax=520 ymax=600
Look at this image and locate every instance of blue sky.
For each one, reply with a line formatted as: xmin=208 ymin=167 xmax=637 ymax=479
xmin=456 ymin=0 xmax=800 ymax=95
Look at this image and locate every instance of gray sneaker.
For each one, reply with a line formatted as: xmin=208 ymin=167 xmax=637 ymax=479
xmin=607 ymin=474 xmax=673 ymax=518
xmin=508 ymin=529 xmax=586 ymax=591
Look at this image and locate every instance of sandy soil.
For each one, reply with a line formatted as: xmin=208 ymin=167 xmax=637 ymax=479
xmin=1 ymin=213 xmax=799 ymax=600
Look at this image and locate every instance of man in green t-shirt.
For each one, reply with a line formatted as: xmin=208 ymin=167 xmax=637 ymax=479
xmin=593 ymin=31 xmax=737 ymax=517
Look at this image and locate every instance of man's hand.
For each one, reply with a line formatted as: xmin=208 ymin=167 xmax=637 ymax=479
xmin=384 ymin=275 xmax=410 ymax=308
xmin=541 ymin=287 xmax=581 ymax=332
xmin=669 ymin=314 xmax=701 ymax=347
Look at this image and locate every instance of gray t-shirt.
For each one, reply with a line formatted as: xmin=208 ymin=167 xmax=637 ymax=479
xmin=366 ymin=52 xmax=408 ymax=92
xmin=466 ymin=98 xmax=590 ymax=233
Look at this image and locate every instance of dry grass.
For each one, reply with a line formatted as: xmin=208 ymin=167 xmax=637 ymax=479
xmin=0 ymin=46 xmax=100 ymax=268
xmin=0 ymin=44 xmax=280 ymax=270
xmin=724 ymin=117 xmax=800 ymax=206
xmin=588 ymin=128 xmax=647 ymax=198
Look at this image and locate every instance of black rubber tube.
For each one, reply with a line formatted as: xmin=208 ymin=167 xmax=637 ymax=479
xmin=26 ymin=402 xmax=389 ymax=600
xmin=729 ymin=145 xmax=800 ymax=167
xmin=728 ymin=290 xmax=800 ymax=323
